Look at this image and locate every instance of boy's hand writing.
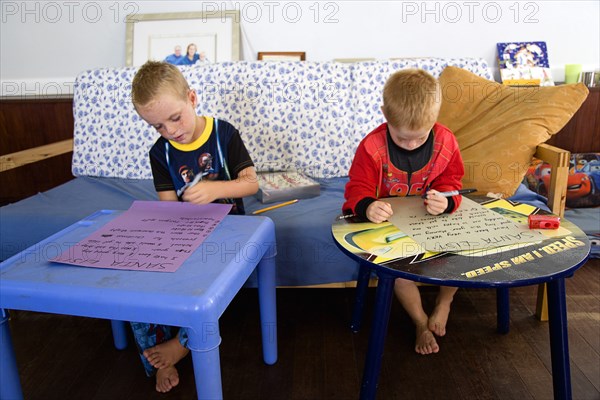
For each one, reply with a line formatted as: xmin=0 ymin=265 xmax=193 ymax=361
xmin=181 ymin=180 xmax=219 ymax=204
xmin=423 ymin=189 xmax=448 ymax=215
xmin=366 ymin=200 xmax=393 ymax=223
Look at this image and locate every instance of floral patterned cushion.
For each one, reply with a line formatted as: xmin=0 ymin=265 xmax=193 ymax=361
xmin=185 ymin=61 xmax=354 ymax=178
xmin=72 ymin=67 xmax=155 ymax=179
xmin=72 ymin=58 xmax=492 ymax=180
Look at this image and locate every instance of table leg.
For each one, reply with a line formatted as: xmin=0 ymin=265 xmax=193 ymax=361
xmin=496 ymin=287 xmax=510 ymax=334
xmin=547 ymin=278 xmax=572 ymax=400
xmin=258 ymin=252 xmax=278 ymax=365
xmin=1 ymin=309 xmax=24 ymax=400
xmin=352 ymin=261 xmax=372 ymax=333
xmin=360 ymin=274 xmax=395 ymax=400
xmin=188 ymin=322 xmax=223 ymax=400
xmin=110 ymin=320 xmax=128 ymax=350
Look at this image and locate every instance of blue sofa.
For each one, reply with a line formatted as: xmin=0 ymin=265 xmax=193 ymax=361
xmin=5 ymin=58 xmax=578 ymax=286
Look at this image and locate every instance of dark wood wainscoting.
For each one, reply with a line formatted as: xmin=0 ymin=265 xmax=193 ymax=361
xmin=547 ymin=86 xmax=600 ymax=153
xmin=0 ymin=97 xmax=74 ymax=205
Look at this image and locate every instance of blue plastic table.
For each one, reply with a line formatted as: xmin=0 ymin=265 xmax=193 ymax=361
xmin=332 ymin=197 xmax=590 ymax=400
xmin=0 ymin=210 xmax=278 ymax=400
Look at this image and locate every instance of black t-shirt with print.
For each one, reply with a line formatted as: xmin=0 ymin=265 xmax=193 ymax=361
xmin=149 ymin=117 xmax=254 ymax=214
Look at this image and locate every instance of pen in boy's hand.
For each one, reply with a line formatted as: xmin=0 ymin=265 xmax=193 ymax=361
xmin=177 ymin=174 xmax=203 ymax=197
xmin=421 ymin=188 xmax=477 ymax=198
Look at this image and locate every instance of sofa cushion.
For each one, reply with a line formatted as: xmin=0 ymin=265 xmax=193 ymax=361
xmin=72 ymin=67 xmax=157 ymax=179
xmin=73 ymin=62 xmax=355 ymax=179
xmin=186 ymin=61 xmax=354 ymax=178
xmin=72 ymin=59 xmax=495 ymax=181
xmin=437 ymin=66 xmax=589 ymax=197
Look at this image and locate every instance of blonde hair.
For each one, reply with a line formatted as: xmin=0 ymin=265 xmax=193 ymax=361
xmin=382 ymin=69 xmax=441 ymax=130
xmin=131 ymin=61 xmax=190 ymax=107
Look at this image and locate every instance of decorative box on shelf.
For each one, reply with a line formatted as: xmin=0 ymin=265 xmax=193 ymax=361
xmin=256 ymin=171 xmax=321 ymax=204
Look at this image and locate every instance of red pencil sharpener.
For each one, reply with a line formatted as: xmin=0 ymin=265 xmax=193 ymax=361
xmin=528 ymin=214 xmax=560 ymax=229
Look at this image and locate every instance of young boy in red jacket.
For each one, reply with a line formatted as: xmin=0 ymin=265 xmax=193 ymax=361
xmin=343 ymin=69 xmax=465 ymax=355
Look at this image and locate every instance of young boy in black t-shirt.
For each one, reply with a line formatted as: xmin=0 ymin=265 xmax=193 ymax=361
xmin=130 ymin=60 xmax=258 ymax=392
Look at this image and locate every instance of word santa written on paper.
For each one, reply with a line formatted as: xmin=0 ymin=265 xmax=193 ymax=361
xmin=386 ymin=196 xmax=546 ymax=252
xmin=51 ymin=201 xmax=232 ymax=272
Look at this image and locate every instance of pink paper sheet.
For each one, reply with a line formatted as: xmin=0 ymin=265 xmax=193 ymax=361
xmin=52 ymin=201 xmax=232 ymax=272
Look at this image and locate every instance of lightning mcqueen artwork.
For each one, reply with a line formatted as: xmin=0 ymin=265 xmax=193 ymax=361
xmin=526 ymin=154 xmax=600 ymax=208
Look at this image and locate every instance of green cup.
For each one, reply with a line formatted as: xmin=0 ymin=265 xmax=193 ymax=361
xmin=564 ymin=64 xmax=582 ymax=84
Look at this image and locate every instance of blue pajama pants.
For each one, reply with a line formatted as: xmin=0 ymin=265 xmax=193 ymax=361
xmin=130 ymin=322 xmax=189 ymax=376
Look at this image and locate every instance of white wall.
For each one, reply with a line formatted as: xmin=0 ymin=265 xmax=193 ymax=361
xmin=1 ymin=0 xmax=598 ymax=96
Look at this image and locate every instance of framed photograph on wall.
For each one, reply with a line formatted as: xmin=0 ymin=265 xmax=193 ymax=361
xmin=258 ymin=52 xmax=306 ymax=61
xmin=126 ymin=11 xmax=240 ymax=67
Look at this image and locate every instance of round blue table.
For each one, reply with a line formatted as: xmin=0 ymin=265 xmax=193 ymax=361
xmin=332 ymin=197 xmax=590 ymax=400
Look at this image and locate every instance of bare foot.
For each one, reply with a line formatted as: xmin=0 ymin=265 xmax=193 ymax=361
xmin=155 ymin=366 xmax=179 ymax=393
xmin=143 ymin=338 xmax=190 ymax=370
xmin=415 ymin=323 xmax=439 ymax=355
xmin=428 ymin=303 xmax=451 ymax=337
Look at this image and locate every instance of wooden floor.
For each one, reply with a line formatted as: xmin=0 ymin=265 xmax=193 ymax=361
xmin=7 ymin=258 xmax=599 ymax=400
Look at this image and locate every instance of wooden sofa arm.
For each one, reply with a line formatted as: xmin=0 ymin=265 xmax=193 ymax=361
xmin=0 ymin=139 xmax=73 ymax=172
xmin=533 ymin=143 xmax=570 ymax=321
xmin=533 ymin=143 xmax=570 ymax=218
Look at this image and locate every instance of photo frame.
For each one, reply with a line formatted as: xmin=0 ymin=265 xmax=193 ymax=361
xmin=258 ymin=52 xmax=306 ymax=61
xmin=333 ymin=58 xmax=375 ymax=63
xmin=126 ymin=11 xmax=240 ymax=67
